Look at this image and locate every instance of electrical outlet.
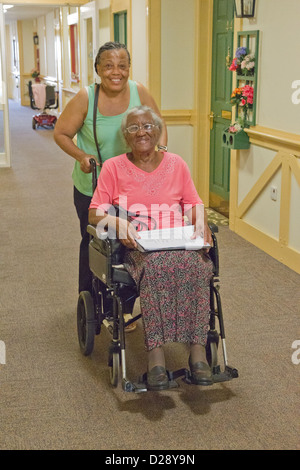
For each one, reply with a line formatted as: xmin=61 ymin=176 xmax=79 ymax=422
xmin=271 ymin=186 xmax=278 ymax=201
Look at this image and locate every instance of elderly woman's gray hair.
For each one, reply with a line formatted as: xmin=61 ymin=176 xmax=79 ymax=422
xmin=121 ymin=106 xmax=163 ymax=137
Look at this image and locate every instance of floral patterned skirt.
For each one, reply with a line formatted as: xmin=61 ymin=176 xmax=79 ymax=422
xmin=124 ymin=250 xmax=213 ymax=351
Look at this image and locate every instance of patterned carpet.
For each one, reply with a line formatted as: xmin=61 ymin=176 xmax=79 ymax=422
xmin=207 ymin=208 xmax=229 ymax=226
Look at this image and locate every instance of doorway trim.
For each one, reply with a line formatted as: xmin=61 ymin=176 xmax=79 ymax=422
xmin=80 ymin=0 xmax=99 ymax=87
xmin=0 ymin=4 xmax=11 ymax=168
xmin=193 ymin=0 xmax=213 ymax=206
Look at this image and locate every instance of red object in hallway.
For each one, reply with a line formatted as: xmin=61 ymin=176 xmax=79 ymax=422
xmin=28 ymin=80 xmax=59 ymax=130
xmin=32 ymin=113 xmax=57 ymax=130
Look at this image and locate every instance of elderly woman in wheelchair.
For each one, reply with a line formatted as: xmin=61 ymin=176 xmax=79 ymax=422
xmin=88 ymin=105 xmax=219 ymax=391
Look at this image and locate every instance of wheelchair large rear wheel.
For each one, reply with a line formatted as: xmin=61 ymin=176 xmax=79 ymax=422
xmin=77 ymin=291 xmax=95 ymax=356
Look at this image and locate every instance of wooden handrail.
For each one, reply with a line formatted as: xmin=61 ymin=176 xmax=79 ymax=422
xmin=245 ymin=125 xmax=300 ymax=156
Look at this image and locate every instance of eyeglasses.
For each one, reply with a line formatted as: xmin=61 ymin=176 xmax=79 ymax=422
xmin=125 ymin=123 xmax=157 ymax=134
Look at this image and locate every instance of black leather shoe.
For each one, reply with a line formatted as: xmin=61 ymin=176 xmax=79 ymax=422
xmin=147 ymin=366 xmax=169 ymax=391
xmin=188 ymin=356 xmax=213 ymax=386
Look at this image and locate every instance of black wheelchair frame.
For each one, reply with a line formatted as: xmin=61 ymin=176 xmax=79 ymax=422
xmin=76 ymin=159 xmax=238 ymax=392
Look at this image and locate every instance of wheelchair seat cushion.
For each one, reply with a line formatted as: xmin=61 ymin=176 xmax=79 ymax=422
xmin=112 ymin=264 xmax=136 ymax=286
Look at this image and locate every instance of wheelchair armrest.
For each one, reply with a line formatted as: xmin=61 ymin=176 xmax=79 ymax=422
xmin=209 ymin=230 xmax=219 ymax=277
xmin=87 ymin=224 xmax=108 ymax=240
xmin=87 ymin=224 xmax=125 ymax=266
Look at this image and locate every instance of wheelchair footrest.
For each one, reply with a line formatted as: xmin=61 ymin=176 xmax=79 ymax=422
xmin=212 ymin=365 xmax=239 ymax=383
xmin=122 ymin=379 xmax=148 ymax=393
xmin=121 ymin=365 xmax=238 ymax=392
xmin=172 ymin=365 xmax=238 ymax=386
xmin=136 ymin=370 xmax=180 ymax=392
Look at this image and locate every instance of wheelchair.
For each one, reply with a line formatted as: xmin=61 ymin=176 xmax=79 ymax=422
xmin=76 ymin=159 xmax=238 ymax=392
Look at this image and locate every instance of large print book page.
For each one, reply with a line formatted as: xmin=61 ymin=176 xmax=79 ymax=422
xmin=135 ymin=225 xmax=210 ymax=252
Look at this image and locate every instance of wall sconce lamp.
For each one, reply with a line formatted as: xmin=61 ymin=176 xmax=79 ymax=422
xmin=234 ymin=0 xmax=256 ymax=18
xmin=33 ymin=33 xmax=39 ymax=46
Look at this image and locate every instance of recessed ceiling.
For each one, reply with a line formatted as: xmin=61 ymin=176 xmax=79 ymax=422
xmin=3 ymin=5 xmax=59 ymax=22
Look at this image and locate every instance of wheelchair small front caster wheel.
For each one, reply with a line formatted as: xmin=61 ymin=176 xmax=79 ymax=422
xmin=109 ymin=352 xmax=120 ymax=387
xmin=206 ymin=329 xmax=219 ymax=368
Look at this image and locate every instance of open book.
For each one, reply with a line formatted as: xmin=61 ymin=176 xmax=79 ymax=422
xmin=135 ymin=225 xmax=210 ymax=252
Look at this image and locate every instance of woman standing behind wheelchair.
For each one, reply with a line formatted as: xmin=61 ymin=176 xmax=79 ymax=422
xmin=88 ymin=105 xmax=214 ymax=391
xmin=54 ymin=41 xmax=167 ymax=331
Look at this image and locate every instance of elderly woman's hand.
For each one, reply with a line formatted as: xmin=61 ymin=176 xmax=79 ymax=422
xmin=203 ymin=223 xmax=213 ymax=247
xmin=116 ymin=217 xmax=140 ymax=249
xmin=191 ymin=223 xmax=213 ymax=251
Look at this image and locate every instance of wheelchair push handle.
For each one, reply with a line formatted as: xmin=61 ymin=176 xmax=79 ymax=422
xmin=90 ymin=158 xmax=98 ymax=193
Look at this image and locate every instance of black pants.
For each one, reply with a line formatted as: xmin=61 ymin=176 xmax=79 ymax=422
xmin=74 ymin=186 xmax=93 ymax=293
xmin=73 ymin=186 xmax=135 ymax=314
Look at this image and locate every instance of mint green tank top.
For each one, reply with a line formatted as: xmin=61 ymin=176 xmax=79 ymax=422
xmin=72 ymin=80 xmax=141 ymax=196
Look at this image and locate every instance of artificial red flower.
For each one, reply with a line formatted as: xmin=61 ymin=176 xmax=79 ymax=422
xmin=229 ymin=59 xmax=238 ymax=71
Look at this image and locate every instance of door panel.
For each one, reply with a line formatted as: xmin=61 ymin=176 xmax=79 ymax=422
xmin=215 ymin=33 xmax=228 ymax=101
xmin=210 ymin=0 xmax=234 ymax=208
xmin=80 ymin=1 xmax=99 ymax=87
xmin=210 ymin=121 xmax=230 ymax=195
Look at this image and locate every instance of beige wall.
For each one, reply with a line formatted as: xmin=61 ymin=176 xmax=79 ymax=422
xmin=238 ymin=146 xmax=282 ymax=239
xmin=167 ymin=125 xmax=194 ymax=172
xmin=161 ymin=0 xmax=195 ymax=110
xmin=160 ymin=0 xmax=195 ymax=173
xmin=244 ymin=0 xmax=300 ymax=134
xmin=37 ymin=16 xmax=46 ymax=76
xmin=45 ymin=11 xmax=56 ymax=78
xmin=21 ymin=19 xmax=35 ymax=73
xmin=98 ymin=0 xmax=110 ymax=46
xmin=131 ymin=0 xmax=147 ymax=87
xmin=290 ymin=172 xmax=300 ymax=251
xmin=230 ymin=0 xmax=300 ymax=271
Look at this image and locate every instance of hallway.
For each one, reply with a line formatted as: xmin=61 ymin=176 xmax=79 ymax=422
xmin=0 ymin=101 xmax=299 ymax=450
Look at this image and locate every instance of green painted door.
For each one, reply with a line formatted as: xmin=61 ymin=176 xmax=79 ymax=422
xmin=114 ymin=11 xmax=127 ymax=46
xmin=209 ymin=0 xmax=234 ymax=210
